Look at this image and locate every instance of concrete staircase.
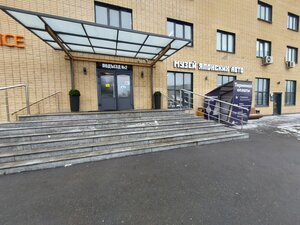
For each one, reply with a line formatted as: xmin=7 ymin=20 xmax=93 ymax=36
xmin=0 ymin=110 xmax=248 ymax=175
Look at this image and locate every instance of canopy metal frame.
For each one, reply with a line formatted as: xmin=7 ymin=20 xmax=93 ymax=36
xmin=0 ymin=5 xmax=191 ymax=108
xmin=0 ymin=5 xmax=191 ymax=63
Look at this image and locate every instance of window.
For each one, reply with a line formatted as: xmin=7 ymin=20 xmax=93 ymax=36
xmin=257 ymin=1 xmax=272 ymax=22
xmin=167 ymin=19 xmax=193 ymax=46
xmin=256 ymin=39 xmax=271 ymax=57
xmin=255 ymin=78 xmax=270 ymax=106
xmin=167 ymin=72 xmax=193 ymax=108
xmin=217 ymin=75 xmax=236 ymax=86
xmin=285 ymin=80 xmax=296 ymax=105
xmin=288 ymin=13 xmax=299 ymax=31
xmin=95 ymin=3 xmax=132 ymax=29
xmin=216 ymin=30 xmax=235 ymax=53
xmin=286 ymin=46 xmax=298 ymax=63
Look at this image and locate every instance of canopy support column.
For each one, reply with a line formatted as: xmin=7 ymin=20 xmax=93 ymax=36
xmin=45 ymin=25 xmax=75 ymax=89
xmin=150 ymin=44 xmax=171 ymax=108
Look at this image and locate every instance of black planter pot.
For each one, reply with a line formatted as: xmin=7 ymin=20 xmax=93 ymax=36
xmin=154 ymin=95 xmax=161 ymax=109
xmin=70 ymin=96 xmax=80 ymax=112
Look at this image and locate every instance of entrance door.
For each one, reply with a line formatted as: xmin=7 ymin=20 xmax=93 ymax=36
xmin=97 ymin=70 xmax=133 ymax=111
xmin=273 ymin=93 xmax=282 ymax=115
xmin=116 ymin=73 xmax=132 ymax=110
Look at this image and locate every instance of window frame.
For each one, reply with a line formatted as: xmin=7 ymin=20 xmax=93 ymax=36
xmin=287 ymin=13 xmax=299 ymax=32
xmin=257 ymin=1 xmax=273 ymax=23
xmin=286 ymin=46 xmax=298 ymax=64
xmin=167 ymin=18 xmax=194 ymax=47
xmin=285 ymin=80 xmax=297 ymax=106
xmin=256 ymin=39 xmax=272 ymax=58
xmin=217 ymin=75 xmax=237 ymax=86
xmin=95 ymin=2 xmax=133 ymax=29
xmin=167 ymin=71 xmax=193 ymax=108
xmin=216 ymin=30 xmax=236 ymax=54
xmin=255 ymin=78 xmax=270 ymax=107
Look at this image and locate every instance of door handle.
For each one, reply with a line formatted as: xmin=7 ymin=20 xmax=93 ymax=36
xmin=113 ymin=83 xmax=116 ymax=98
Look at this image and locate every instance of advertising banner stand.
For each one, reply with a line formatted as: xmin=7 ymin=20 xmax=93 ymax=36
xmin=204 ymin=81 xmax=252 ymax=125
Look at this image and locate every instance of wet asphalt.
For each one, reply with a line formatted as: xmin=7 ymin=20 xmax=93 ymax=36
xmin=0 ymin=124 xmax=300 ymax=225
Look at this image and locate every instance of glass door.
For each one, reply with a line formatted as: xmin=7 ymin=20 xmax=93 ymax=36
xmin=117 ymin=73 xmax=133 ymax=110
xmin=97 ymin=70 xmax=133 ymax=111
xmin=98 ymin=72 xmax=117 ymax=111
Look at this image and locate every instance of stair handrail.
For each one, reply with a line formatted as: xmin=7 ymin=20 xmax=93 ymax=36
xmin=0 ymin=84 xmax=30 ymax=122
xmin=11 ymin=91 xmax=62 ymax=118
xmin=180 ymin=89 xmax=249 ymax=112
xmin=160 ymin=92 xmax=182 ymax=109
xmin=179 ymin=89 xmax=249 ymax=129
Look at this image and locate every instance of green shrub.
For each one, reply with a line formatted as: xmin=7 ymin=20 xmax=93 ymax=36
xmin=69 ymin=89 xmax=81 ymax=96
xmin=154 ymin=91 xmax=161 ymax=97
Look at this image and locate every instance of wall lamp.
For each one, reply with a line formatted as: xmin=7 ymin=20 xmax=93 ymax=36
xmin=83 ymin=67 xmax=87 ymax=75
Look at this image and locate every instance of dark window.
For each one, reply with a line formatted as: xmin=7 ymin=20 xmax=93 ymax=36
xmin=217 ymin=75 xmax=236 ymax=86
xmin=256 ymin=39 xmax=271 ymax=57
xmin=167 ymin=19 xmax=193 ymax=46
xmin=286 ymin=46 xmax=298 ymax=63
xmin=285 ymin=80 xmax=296 ymax=105
xmin=95 ymin=2 xmax=132 ymax=29
xmin=288 ymin=13 xmax=299 ymax=31
xmin=257 ymin=1 xmax=272 ymax=22
xmin=217 ymin=30 xmax=235 ymax=53
xmin=255 ymin=78 xmax=270 ymax=106
xmin=167 ymin=72 xmax=193 ymax=108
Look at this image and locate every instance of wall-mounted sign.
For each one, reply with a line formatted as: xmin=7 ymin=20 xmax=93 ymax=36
xmin=0 ymin=34 xmax=25 ymax=48
xmin=97 ymin=62 xmax=132 ymax=71
xmin=173 ymin=60 xmax=244 ymax=74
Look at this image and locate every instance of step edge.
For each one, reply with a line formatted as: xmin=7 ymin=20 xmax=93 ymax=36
xmin=0 ymin=133 xmax=248 ymax=171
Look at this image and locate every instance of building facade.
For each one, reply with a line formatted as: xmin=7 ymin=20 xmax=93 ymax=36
xmin=0 ymin=0 xmax=299 ymax=122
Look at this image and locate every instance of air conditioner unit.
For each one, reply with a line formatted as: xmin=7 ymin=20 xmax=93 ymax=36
xmin=262 ymin=56 xmax=273 ymax=65
xmin=286 ymin=61 xmax=295 ymax=68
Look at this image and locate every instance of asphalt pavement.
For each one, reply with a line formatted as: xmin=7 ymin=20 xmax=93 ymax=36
xmin=1 ymin=117 xmax=300 ymax=225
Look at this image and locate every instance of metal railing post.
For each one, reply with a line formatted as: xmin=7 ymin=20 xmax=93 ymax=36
xmin=180 ymin=89 xmax=183 ymax=109
xmin=240 ymin=109 xmax=243 ymax=130
xmin=218 ymin=104 xmax=221 ymax=123
xmin=57 ymin=94 xmax=60 ymax=112
xmin=207 ymin=98 xmax=210 ymax=120
xmin=5 ymin=90 xmax=10 ymax=122
xmin=24 ymin=85 xmax=30 ymax=115
xmin=188 ymin=92 xmax=191 ymax=109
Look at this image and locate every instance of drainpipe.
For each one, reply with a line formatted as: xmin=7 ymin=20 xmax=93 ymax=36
xmin=70 ymin=59 xmax=75 ymax=90
xmin=150 ymin=66 xmax=154 ymax=109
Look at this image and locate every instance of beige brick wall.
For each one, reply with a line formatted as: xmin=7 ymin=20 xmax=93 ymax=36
xmin=0 ymin=0 xmax=300 ymax=121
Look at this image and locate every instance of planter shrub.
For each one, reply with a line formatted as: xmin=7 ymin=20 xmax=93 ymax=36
xmin=69 ymin=89 xmax=80 ymax=112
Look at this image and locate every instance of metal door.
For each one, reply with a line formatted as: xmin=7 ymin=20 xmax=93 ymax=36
xmin=273 ymin=93 xmax=282 ymax=115
xmin=97 ymin=70 xmax=133 ymax=111
xmin=98 ymin=71 xmax=117 ymax=111
xmin=116 ymin=73 xmax=133 ymax=110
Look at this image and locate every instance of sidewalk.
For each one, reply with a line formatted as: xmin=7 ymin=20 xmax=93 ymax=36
xmin=0 ymin=115 xmax=300 ymax=225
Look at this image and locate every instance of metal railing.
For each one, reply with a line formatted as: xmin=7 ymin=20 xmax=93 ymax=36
xmin=11 ymin=91 xmax=61 ymax=120
xmin=179 ymin=89 xmax=249 ymax=129
xmin=160 ymin=92 xmax=182 ymax=110
xmin=0 ymin=84 xmax=30 ymax=122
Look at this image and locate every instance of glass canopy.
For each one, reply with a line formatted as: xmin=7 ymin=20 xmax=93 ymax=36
xmin=0 ymin=5 xmax=191 ymax=61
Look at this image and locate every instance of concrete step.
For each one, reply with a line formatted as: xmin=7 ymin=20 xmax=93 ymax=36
xmin=0 ymin=123 xmax=223 ymax=144
xmin=0 ymin=110 xmax=249 ymax=175
xmin=0 ymin=132 xmax=248 ymax=175
xmin=18 ymin=110 xmax=185 ymax=122
xmin=0 ymin=117 xmax=211 ymax=136
xmin=0 ymin=127 xmax=235 ymax=152
xmin=0 ymin=114 xmax=193 ymax=129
